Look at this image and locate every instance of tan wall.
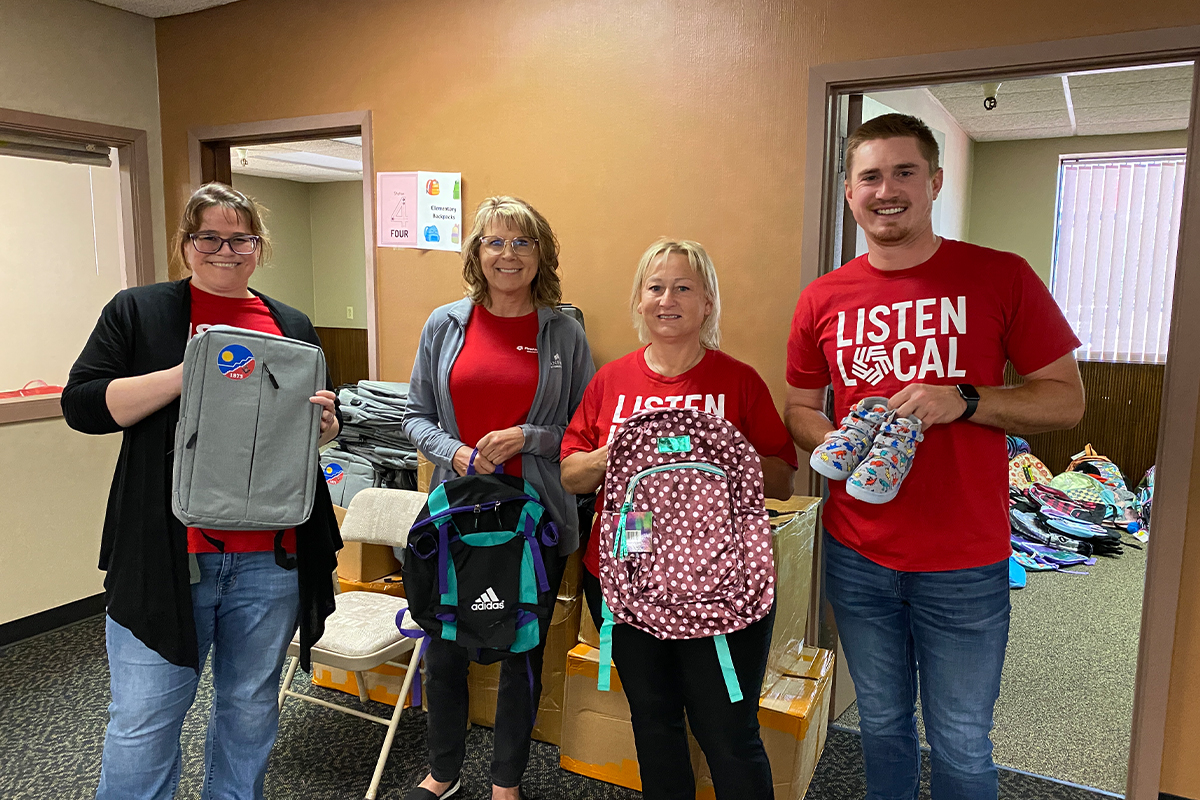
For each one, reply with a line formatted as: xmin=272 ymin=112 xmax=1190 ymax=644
xmin=0 ymin=419 xmax=119 ymax=625
xmin=0 ymin=0 xmax=168 ymax=281
xmin=969 ymin=130 xmax=1190 ymax=284
xmin=233 ymin=174 xmax=316 ymax=317
xmin=0 ymin=0 xmax=163 ymax=622
xmin=310 ymin=181 xmax=367 ymax=329
xmin=0 ymin=156 xmax=124 ymax=391
xmin=153 ymin=1 xmax=1200 ymax=793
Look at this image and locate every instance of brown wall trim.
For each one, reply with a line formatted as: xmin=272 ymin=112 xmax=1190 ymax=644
xmin=801 ymin=27 xmax=1200 ymax=800
xmin=0 ymin=396 xmax=62 ymax=426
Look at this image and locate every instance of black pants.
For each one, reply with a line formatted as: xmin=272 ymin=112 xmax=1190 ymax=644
xmin=424 ymin=553 xmax=566 ymax=788
xmin=583 ymin=571 xmax=776 ymax=800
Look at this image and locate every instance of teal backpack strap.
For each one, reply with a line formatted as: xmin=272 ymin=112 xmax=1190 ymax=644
xmin=597 ymin=600 xmax=616 ymax=692
xmin=713 ymin=634 xmax=743 ymax=703
xmin=426 ymin=484 xmax=457 ymax=642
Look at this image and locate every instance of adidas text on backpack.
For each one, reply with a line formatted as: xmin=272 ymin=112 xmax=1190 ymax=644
xmin=401 ymin=460 xmax=560 ymax=662
xmin=597 ymin=407 xmax=776 ymax=703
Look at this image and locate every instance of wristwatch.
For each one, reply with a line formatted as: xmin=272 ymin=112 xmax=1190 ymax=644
xmin=956 ymin=384 xmax=980 ymax=420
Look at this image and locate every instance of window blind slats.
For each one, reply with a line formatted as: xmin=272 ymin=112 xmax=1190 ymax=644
xmin=1051 ymin=153 xmax=1186 ymax=364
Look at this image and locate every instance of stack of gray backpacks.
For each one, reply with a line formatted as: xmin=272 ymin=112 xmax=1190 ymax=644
xmin=320 ymin=447 xmax=376 ymax=507
xmin=172 ymin=325 xmax=326 ymax=530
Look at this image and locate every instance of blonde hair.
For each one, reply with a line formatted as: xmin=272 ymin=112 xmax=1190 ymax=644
xmin=170 ymin=183 xmax=272 ymax=275
xmin=630 ymin=238 xmax=722 ymax=350
xmin=461 ymin=196 xmax=562 ymax=308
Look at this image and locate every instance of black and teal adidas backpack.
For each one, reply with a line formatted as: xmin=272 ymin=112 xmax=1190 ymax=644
xmin=401 ymin=461 xmax=559 ymax=663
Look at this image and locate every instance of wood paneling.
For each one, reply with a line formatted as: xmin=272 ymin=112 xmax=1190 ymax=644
xmin=316 ymin=326 xmax=369 ymax=388
xmin=1005 ymin=361 xmax=1163 ymax=485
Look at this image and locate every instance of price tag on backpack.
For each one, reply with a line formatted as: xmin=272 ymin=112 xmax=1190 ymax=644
xmin=624 ymin=511 xmax=653 ymax=554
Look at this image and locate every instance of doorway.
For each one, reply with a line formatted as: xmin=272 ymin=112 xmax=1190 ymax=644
xmin=801 ymin=28 xmax=1200 ymax=800
xmin=188 ymin=111 xmax=378 ymax=381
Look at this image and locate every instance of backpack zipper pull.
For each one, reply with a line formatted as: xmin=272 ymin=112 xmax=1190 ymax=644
xmin=186 ymin=431 xmax=198 ymax=449
xmin=262 ymin=361 xmax=280 ymax=389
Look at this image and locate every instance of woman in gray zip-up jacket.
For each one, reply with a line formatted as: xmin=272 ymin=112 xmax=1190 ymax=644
xmin=401 ymin=196 xmax=593 ymax=800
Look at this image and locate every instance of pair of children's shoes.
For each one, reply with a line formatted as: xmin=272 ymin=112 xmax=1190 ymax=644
xmin=809 ymin=396 xmax=923 ymax=504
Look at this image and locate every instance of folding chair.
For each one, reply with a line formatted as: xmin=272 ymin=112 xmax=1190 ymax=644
xmin=277 ymin=488 xmax=429 ymax=800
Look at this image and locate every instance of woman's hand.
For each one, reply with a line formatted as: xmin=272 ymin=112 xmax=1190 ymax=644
xmin=476 ymin=426 xmax=525 ymax=467
xmin=452 ymin=445 xmax=496 ymax=476
xmin=105 ymin=363 xmax=185 ymax=428
xmin=561 ymin=445 xmax=609 ymax=495
xmin=310 ymin=390 xmax=339 ymax=446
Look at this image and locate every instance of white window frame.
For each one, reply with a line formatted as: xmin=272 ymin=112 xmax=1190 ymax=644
xmin=1050 ymin=148 xmax=1188 ymax=364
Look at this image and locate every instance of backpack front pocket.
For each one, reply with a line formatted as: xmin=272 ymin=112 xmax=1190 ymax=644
xmin=614 ymin=463 xmax=746 ymax=605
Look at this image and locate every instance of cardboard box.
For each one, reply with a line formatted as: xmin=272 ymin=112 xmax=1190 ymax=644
xmin=337 ymin=541 xmax=402 ymax=583
xmin=337 ymin=570 xmax=405 ymax=598
xmin=559 ymin=549 xmax=582 ymax=599
xmin=311 ymin=661 xmax=421 ymax=709
xmin=560 ymin=643 xmax=833 ymax=799
xmin=417 ymin=451 xmax=435 ymax=494
xmin=764 ymin=496 xmax=820 ymax=686
xmin=466 ymin=592 xmax=582 ymax=746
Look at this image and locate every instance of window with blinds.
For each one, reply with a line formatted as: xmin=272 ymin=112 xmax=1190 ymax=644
xmin=1050 ymin=151 xmax=1187 ymax=364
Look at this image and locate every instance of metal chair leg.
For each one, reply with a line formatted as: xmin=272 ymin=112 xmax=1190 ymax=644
xmin=278 ymin=655 xmax=300 ymax=712
xmin=365 ymin=643 xmax=422 ymax=800
xmin=354 ymin=670 xmax=370 ymax=703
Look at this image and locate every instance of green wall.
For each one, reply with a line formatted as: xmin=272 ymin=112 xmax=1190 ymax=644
xmin=968 ymin=130 xmax=1189 ymax=285
xmin=232 ymin=174 xmax=367 ymax=328
xmin=310 ymin=181 xmax=367 ymax=329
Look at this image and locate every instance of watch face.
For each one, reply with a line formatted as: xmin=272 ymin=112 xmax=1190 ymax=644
xmin=958 ymin=384 xmax=980 ymax=401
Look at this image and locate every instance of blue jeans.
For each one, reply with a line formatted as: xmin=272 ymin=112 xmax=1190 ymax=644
xmin=96 ymin=552 xmax=300 ymax=800
xmin=824 ymin=532 xmax=1010 ymax=800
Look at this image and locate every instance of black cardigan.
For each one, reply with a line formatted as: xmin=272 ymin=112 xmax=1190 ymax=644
xmin=62 ymin=278 xmax=342 ymax=672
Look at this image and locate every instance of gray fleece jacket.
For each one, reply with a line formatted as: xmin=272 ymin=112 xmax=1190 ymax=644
xmin=403 ymin=298 xmax=595 ymax=554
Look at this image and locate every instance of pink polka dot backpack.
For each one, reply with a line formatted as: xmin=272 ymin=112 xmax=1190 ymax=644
xmin=596 ymin=407 xmax=776 ymax=701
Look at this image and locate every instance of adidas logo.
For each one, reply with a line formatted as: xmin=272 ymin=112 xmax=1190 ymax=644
xmin=470 ymin=587 xmax=505 ymax=612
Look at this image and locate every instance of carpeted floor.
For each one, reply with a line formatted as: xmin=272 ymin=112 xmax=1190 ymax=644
xmin=834 ymin=536 xmax=1146 ymax=795
xmin=0 ymin=615 xmax=1115 ymax=799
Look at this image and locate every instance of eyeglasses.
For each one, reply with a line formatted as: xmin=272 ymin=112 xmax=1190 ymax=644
xmin=480 ymin=236 xmax=538 ymax=257
xmin=189 ymin=233 xmax=261 ymax=255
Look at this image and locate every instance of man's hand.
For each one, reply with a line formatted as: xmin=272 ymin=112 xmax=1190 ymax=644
xmin=888 ymin=384 xmax=966 ymax=427
xmin=476 ymin=427 xmax=525 ymax=467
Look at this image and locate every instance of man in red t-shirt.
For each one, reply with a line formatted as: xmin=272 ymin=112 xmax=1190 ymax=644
xmin=785 ymin=114 xmax=1083 ymax=800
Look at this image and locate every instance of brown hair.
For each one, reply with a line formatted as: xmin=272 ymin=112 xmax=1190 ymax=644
xmin=170 ymin=182 xmax=272 ymax=275
xmin=461 ymin=196 xmax=562 ymax=308
xmin=845 ymin=113 xmax=940 ymax=177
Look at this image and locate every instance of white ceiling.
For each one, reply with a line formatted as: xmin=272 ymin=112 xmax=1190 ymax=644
xmin=924 ymin=64 xmax=1194 ymax=141
xmin=89 ymin=0 xmax=239 ymax=16
xmin=231 ymin=138 xmax=363 ymax=184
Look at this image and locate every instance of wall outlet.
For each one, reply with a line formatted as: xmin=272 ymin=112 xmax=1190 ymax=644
xmin=346 ymin=306 xmax=354 ymax=320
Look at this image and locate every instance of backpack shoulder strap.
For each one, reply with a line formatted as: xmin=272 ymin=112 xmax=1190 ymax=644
xmin=713 ymin=634 xmax=743 ymax=703
xmin=598 ymin=600 xmax=616 ymax=692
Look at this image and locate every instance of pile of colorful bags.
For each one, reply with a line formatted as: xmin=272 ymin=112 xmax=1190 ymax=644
xmin=1005 ymin=438 xmax=1153 ymax=584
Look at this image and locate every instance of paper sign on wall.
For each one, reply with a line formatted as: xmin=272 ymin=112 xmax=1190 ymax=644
xmin=377 ymin=171 xmax=462 ymax=251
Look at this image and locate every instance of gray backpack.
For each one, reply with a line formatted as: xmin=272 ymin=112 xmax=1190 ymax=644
xmin=320 ymin=447 xmax=377 ymax=507
xmin=172 ymin=325 xmax=326 ymax=530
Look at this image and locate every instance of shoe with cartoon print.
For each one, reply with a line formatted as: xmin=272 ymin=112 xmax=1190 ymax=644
xmin=809 ymin=396 xmax=892 ymax=481
xmin=846 ymin=413 xmax=923 ymax=504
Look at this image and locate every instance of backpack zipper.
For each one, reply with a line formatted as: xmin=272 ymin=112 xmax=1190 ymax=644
xmin=614 ymin=461 xmax=728 ymax=558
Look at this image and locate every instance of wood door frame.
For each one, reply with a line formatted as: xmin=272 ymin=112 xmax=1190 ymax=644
xmin=187 ymin=110 xmax=380 ymax=380
xmin=0 ymin=107 xmax=156 ymax=425
xmin=801 ymin=26 xmax=1200 ymax=800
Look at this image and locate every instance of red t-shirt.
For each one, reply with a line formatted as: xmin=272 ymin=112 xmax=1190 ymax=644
xmin=562 ymin=346 xmax=799 ymax=577
xmin=448 ymin=305 xmax=540 ymax=477
xmin=786 ymin=239 xmax=1080 ymax=572
xmin=187 ymin=284 xmax=297 ymax=554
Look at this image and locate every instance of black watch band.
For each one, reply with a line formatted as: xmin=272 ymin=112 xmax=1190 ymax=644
xmin=957 ymin=384 xmax=980 ymax=420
